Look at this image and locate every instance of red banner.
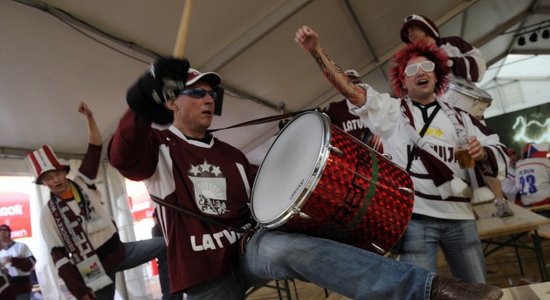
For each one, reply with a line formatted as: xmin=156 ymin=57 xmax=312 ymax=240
xmin=128 ymin=193 xmax=154 ymax=221
xmin=0 ymin=192 xmax=32 ymax=238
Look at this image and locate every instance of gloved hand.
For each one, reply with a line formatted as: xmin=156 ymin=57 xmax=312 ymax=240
xmin=127 ymin=57 xmax=190 ymax=125
xmin=492 ymin=198 xmax=514 ymax=218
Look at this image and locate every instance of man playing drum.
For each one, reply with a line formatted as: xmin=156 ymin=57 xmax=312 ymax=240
xmin=401 ymin=14 xmax=512 ymax=215
xmin=108 ymin=57 xmax=502 ymax=299
xmin=296 ymin=25 xmax=509 ymax=286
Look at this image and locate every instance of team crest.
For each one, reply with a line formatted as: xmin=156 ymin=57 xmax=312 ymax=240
xmin=188 ymin=160 xmax=228 ymax=215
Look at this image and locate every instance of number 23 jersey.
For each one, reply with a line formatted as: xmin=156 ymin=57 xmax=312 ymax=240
xmin=515 ymin=157 xmax=550 ymax=205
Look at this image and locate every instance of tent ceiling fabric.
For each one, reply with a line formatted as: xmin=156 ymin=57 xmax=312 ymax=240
xmin=1 ymin=0 xmax=549 ymax=164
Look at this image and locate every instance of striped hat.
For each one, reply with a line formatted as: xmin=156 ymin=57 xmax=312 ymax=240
xmin=27 ymin=145 xmax=70 ymax=184
xmin=400 ymin=14 xmax=440 ymax=43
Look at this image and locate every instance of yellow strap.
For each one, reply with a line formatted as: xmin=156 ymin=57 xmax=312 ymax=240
xmin=69 ymin=182 xmax=82 ymax=204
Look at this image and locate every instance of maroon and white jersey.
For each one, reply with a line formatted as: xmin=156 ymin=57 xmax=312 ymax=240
xmin=0 ymin=242 xmax=34 ymax=277
xmin=350 ymin=84 xmax=508 ymax=220
xmin=439 ymin=36 xmax=486 ymax=83
xmin=0 ymin=269 xmax=14 ymax=300
xmin=109 ymin=110 xmax=255 ymax=293
xmin=323 ymin=99 xmax=383 ymax=152
xmin=0 ymin=241 xmax=35 ymax=295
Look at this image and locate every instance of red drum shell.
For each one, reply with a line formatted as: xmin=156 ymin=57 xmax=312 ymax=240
xmin=250 ymin=111 xmax=414 ymax=255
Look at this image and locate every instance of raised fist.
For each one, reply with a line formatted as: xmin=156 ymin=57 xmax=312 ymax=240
xmin=295 ymin=26 xmax=320 ymax=52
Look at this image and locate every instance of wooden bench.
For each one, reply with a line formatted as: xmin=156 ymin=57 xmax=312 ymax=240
xmin=529 ymin=203 xmax=550 ymax=214
xmin=501 ymin=281 xmax=550 ymax=299
xmin=474 ymin=202 xmax=550 ymax=281
xmin=533 ymin=224 xmax=550 ymax=240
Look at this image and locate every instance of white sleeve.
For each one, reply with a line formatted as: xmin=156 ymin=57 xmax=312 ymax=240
xmin=349 ymin=83 xmax=402 ymax=139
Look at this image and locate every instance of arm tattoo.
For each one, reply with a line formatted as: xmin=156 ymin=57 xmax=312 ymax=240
xmin=310 ymin=48 xmax=364 ymax=99
xmin=311 ymin=48 xmax=343 ymax=85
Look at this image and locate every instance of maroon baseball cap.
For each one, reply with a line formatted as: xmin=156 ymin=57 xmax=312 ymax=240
xmin=400 ymin=14 xmax=440 ymax=43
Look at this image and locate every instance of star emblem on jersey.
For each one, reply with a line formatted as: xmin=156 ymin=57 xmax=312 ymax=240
xmin=188 ymin=160 xmax=228 ymax=215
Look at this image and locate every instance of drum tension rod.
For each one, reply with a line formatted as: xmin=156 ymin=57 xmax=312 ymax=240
xmin=328 ymin=145 xmax=344 ymax=156
xmin=371 ymin=243 xmax=385 ymax=254
xmin=398 ymin=187 xmax=413 ymax=194
xmin=292 ymin=208 xmax=312 ymax=220
xmin=298 ymin=212 xmax=312 ymax=219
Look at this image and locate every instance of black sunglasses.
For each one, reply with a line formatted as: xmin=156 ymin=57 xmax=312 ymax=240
xmin=179 ymin=88 xmax=217 ymax=99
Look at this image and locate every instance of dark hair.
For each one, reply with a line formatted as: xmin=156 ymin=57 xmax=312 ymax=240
xmin=0 ymin=224 xmax=11 ymax=233
xmin=389 ymin=42 xmax=450 ymax=98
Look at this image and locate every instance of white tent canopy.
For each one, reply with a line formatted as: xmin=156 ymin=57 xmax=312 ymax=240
xmin=1 ymin=0 xmax=550 ymax=164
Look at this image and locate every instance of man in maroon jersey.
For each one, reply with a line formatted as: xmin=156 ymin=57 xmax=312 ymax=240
xmin=108 ymin=57 xmax=504 ymax=300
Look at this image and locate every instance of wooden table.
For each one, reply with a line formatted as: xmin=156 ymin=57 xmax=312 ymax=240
xmin=529 ymin=204 xmax=550 ymax=214
xmin=474 ymin=202 xmax=550 ymax=281
xmin=501 ymin=281 xmax=550 ymax=300
xmin=535 ymin=224 xmax=550 ymax=240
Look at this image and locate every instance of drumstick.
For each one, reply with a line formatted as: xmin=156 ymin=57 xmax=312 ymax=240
xmin=173 ymin=0 xmax=193 ymax=58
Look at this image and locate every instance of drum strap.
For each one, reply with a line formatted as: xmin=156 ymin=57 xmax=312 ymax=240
xmin=150 ymin=195 xmax=252 ymax=234
xmin=207 ymin=109 xmax=316 ymax=133
xmin=404 ymin=103 xmax=440 ymax=172
xmin=401 ymin=98 xmax=473 ymax=200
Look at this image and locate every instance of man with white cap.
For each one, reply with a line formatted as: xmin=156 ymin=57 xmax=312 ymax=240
xmin=322 ymin=69 xmax=383 ymax=152
xmin=27 ymin=102 xmax=172 ymax=300
xmin=109 ymin=57 xmax=504 ymax=300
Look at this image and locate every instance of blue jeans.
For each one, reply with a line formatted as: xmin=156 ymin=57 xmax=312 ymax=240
xmin=153 ymin=224 xmax=184 ymax=300
xmin=185 ymin=230 xmax=435 ymax=300
xmin=94 ymin=236 xmax=169 ymax=300
xmin=15 ymin=293 xmax=31 ymax=300
xmin=399 ymin=217 xmax=486 ymax=284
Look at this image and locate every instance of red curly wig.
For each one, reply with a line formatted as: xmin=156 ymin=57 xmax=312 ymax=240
xmin=389 ymin=42 xmax=450 ymax=98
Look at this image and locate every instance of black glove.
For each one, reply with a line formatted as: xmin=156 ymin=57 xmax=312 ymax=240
xmin=127 ymin=57 xmax=190 ymax=125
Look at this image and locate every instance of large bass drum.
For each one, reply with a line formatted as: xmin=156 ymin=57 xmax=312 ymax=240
xmin=250 ymin=111 xmax=414 ymax=255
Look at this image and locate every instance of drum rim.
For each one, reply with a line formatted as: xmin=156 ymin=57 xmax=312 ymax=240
xmin=250 ymin=111 xmax=332 ymax=228
xmin=447 ymin=80 xmax=492 ymax=103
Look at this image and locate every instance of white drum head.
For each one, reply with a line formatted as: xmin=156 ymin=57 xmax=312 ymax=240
xmin=250 ymin=112 xmax=330 ymax=226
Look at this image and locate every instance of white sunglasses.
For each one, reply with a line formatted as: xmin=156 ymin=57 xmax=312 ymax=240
xmin=404 ymin=61 xmax=435 ymax=76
